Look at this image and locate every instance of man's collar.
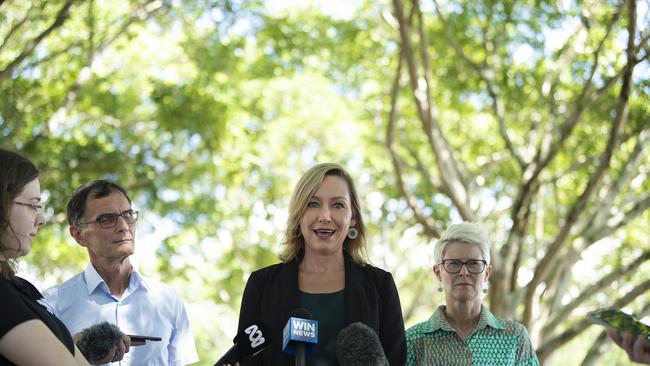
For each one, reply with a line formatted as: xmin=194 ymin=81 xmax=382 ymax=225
xmin=83 ymin=263 xmax=149 ymax=295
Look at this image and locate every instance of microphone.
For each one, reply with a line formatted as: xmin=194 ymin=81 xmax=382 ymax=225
xmin=214 ymin=321 xmax=269 ymax=366
xmin=335 ymin=322 xmax=389 ymax=366
xmin=282 ymin=308 xmax=318 ymax=366
xmin=76 ymin=321 xmax=125 ymax=364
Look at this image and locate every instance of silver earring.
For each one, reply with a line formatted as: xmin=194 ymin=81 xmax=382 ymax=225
xmin=483 ymin=284 xmax=488 ymax=294
xmin=347 ymin=227 xmax=358 ymax=239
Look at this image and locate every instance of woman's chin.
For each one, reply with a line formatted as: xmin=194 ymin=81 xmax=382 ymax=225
xmin=17 ymin=247 xmax=31 ymax=258
xmin=449 ymin=291 xmax=478 ymax=302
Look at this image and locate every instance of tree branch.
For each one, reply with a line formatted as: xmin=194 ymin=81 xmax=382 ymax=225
xmin=392 ymin=0 xmax=475 ymax=221
xmin=45 ymin=0 xmax=165 ymax=133
xmin=0 ymin=3 xmax=42 ymax=53
xmin=579 ymin=330 xmax=610 ymax=366
xmin=404 ymin=143 xmax=443 ymax=193
xmin=575 ymin=128 xmax=650 ymax=239
xmin=417 ymin=1 xmax=471 ymax=186
xmin=537 ymin=278 xmax=650 ymax=361
xmin=402 ymin=272 xmax=430 ymax=323
xmin=386 ymin=45 xmax=441 ymax=239
xmin=0 ymin=0 xmax=77 ymax=80
xmin=582 ymin=192 xmax=650 ymax=249
xmin=501 ymin=6 xmax=630 ymax=290
xmin=523 ymin=0 xmax=639 ymax=327
xmin=542 ymin=3 xmax=623 ymax=167
xmin=432 ymin=0 xmax=526 ymax=169
xmin=579 ymin=3 xmax=623 ymax=101
xmin=549 ymin=193 xmax=650 ymax=299
xmin=19 ymin=41 xmax=85 ymax=71
xmin=543 ymin=248 xmax=650 ymax=334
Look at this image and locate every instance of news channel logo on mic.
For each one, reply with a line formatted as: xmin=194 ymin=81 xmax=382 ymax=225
xmin=282 ymin=317 xmax=318 ymax=353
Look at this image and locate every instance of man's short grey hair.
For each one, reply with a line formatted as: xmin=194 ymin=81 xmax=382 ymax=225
xmin=433 ymin=222 xmax=491 ymax=265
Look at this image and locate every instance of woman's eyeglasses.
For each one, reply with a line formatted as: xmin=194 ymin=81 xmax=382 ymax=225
xmin=440 ymin=259 xmax=487 ymax=274
xmin=13 ymin=201 xmax=45 ymax=215
xmin=77 ymin=210 xmax=139 ymax=229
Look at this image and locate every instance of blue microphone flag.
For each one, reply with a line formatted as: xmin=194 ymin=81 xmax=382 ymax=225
xmin=282 ymin=317 xmax=318 ymax=354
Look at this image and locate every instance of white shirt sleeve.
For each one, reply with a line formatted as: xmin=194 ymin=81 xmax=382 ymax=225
xmin=167 ymin=291 xmax=199 ymax=366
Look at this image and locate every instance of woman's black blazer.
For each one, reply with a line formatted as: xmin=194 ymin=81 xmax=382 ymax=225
xmin=236 ymin=253 xmax=407 ymax=365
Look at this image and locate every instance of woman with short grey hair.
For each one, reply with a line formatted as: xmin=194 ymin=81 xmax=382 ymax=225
xmin=406 ymin=222 xmax=539 ymax=365
xmin=433 ymin=222 xmax=491 ymax=266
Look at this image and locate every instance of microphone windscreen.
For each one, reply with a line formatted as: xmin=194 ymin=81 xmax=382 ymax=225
xmin=233 ymin=321 xmax=270 ymax=358
xmin=76 ymin=321 xmax=124 ymax=364
xmin=335 ymin=322 xmax=389 ymax=366
xmin=214 ymin=321 xmax=270 ymax=365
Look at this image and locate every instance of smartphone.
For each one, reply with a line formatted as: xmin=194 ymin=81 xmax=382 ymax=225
xmin=587 ymin=309 xmax=650 ymax=339
xmin=128 ymin=335 xmax=162 ymax=342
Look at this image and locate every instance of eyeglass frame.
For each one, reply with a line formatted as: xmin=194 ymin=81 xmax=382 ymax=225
xmin=13 ymin=201 xmax=45 ymax=214
xmin=76 ymin=209 xmax=139 ymax=229
xmin=439 ymin=259 xmax=488 ymax=274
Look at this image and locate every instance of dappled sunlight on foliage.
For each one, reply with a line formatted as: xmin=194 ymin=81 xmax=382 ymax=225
xmin=1 ymin=0 xmax=648 ymax=364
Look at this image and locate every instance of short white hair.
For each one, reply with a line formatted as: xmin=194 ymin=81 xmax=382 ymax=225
xmin=433 ymin=222 xmax=491 ymax=264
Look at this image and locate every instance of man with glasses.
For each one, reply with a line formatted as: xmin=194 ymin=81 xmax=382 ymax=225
xmin=44 ymin=180 xmax=198 ymax=365
xmin=405 ymin=222 xmax=539 ymax=365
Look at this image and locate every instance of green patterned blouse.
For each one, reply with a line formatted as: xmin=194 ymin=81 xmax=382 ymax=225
xmin=406 ymin=305 xmax=540 ymax=366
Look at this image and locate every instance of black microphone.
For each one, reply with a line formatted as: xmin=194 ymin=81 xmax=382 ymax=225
xmin=76 ymin=321 xmax=125 ymax=364
xmin=335 ymin=322 xmax=389 ymax=366
xmin=214 ymin=321 xmax=269 ymax=366
xmin=282 ymin=308 xmax=318 ymax=366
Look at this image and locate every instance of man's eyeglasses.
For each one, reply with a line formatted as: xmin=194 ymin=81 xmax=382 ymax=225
xmin=14 ymin=201 xmax=45 ymax=214
xmin=77 ymin=210 xmax=139 ymax=229
xmin=440 ymin=259 xmax=487 ymax=274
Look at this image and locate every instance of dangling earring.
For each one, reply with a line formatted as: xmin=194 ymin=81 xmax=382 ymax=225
xmin=482 ymin=284 xmax=488 ymax=294
xmin=347 ymin=227 xmax=358 ymax=239
xmin=438 ymin=286 xmax=443 ymax=293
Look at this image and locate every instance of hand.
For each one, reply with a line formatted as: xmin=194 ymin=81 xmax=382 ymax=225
xmin=91 ymin=334 xmax=131 ymax=365
xmin=608 ymin=330 xmax=650 ymax=364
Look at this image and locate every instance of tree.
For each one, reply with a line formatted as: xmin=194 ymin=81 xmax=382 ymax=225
xmin=1 ymin=0 xmax=648 ymax=364
xmin=388 ymin=0 xmax=649 ymax=363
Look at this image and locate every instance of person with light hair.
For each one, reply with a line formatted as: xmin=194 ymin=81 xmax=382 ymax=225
xmin=234 ymin=162 xmax=406 ymax=365
xmin=406 ymin=222 xmax=539 ymax=365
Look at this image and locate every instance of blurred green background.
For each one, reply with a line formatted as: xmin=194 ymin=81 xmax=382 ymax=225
xmin=1 ymin=0 xmax=649 ymax=365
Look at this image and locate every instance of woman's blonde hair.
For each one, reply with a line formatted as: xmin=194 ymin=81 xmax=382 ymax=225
xmin=279 ymin=163 xmax=367 ymax=265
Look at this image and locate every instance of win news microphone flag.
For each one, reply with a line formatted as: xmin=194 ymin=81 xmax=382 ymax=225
xmin=214 ymin=321 xmax=270 ymax=366
xmin=282 ymin=308 xmax=318 ymax=366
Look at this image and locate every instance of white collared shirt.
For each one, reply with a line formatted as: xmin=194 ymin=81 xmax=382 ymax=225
xmin=43 ymin=264 xmax=199 ymax=366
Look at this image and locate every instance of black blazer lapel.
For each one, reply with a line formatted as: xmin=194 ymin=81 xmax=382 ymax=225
xmin=279 ymin=258 xmax=301 ymax=320
xmin=344 ymin=254 xmax=365 ymax=324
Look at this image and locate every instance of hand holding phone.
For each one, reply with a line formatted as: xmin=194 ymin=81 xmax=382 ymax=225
xmin=587 ymin=309 xmax=650 ymax=339
xmin=608 ymin=330 xmax=650 ymax=364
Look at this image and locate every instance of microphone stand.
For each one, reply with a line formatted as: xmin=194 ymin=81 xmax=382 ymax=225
xmin=295 ymin=343 xmax=306 ymax=366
